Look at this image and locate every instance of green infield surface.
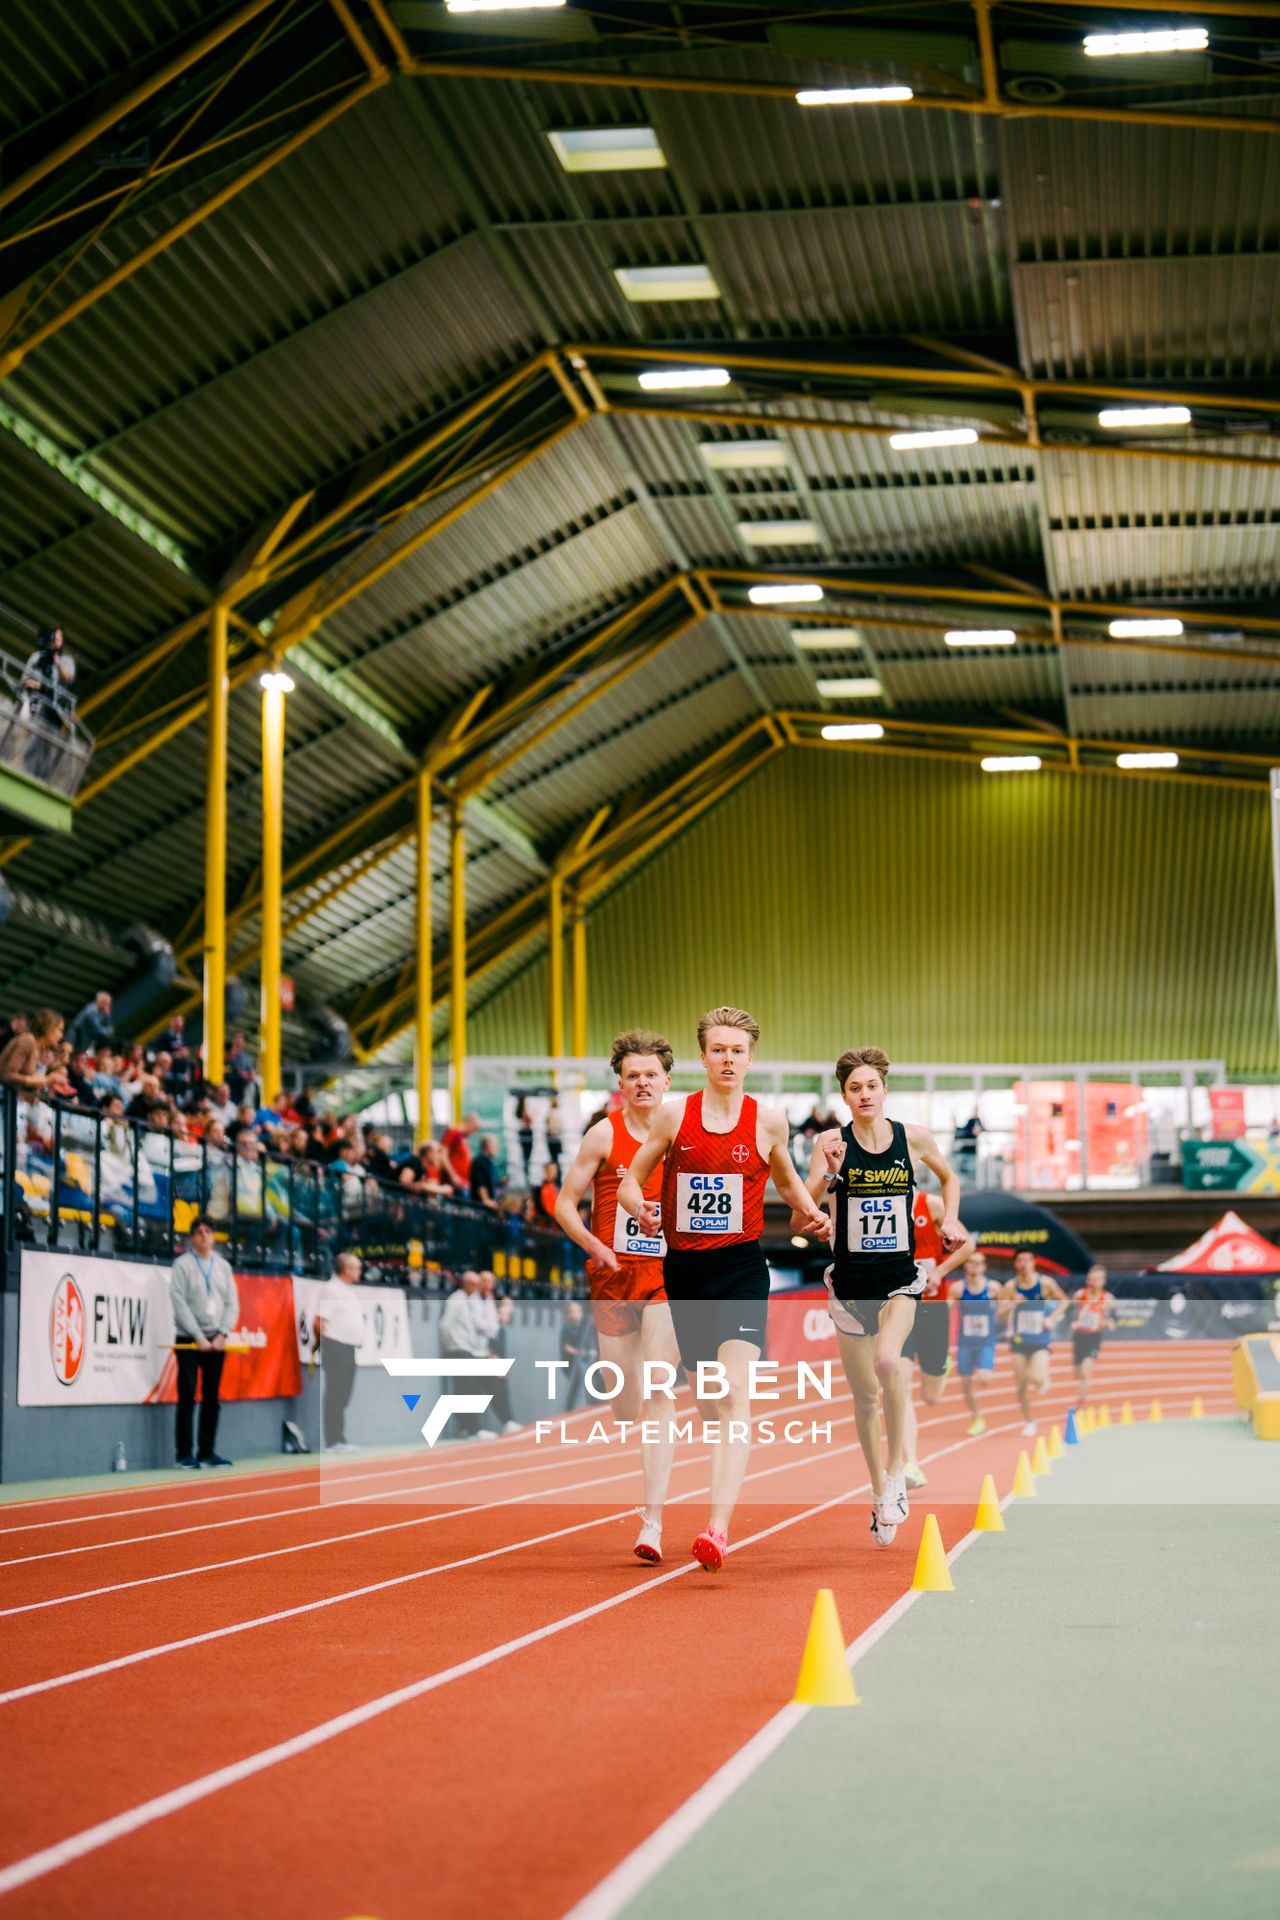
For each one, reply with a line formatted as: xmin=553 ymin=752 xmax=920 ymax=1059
xmin=574 ymin=1419 xmax=1280 ymax=1920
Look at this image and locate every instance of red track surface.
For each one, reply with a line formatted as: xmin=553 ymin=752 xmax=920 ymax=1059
xmin=0 ymin=1343 xmax=1234 ymax=1920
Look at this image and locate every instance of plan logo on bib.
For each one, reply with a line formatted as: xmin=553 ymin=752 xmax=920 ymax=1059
xmin=48 ymin=1272 xmax=86 ymax=1386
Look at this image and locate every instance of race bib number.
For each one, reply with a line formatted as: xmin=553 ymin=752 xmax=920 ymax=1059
xmin=962 ymin=1311 xmax=991 ymax=1339
xmin=613 ymin=1201 xmax=664 ymax=1259
xmin=1076 ymin=1305 xmax=1103 ymax=1332
xmin=1015 ymin=1306 xmax=1046 ymax=1338
xmin=848 ymin=1194 xmax=909 ymax=1254
xmin=676 ymin=1173 xmax=743 ymax=1236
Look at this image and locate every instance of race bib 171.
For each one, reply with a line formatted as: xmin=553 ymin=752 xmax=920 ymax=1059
xmin=676 ymin=1173 xmax=743 ymax=1236
xmin=848 ymin=1193 xmax=909 ymax=1254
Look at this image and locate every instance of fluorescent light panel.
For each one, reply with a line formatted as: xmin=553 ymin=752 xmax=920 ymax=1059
xmin=822 ymin=722 xmax=885 ymax=740
xmin=699 ymin=440 xmax=790 ymax=470
xmin=738 ymin=519 xmax=819 ymax=547
xmin=817 ymin=677 xmax=882 ymax=697
xmin=1117 ymin=751 xmax=1179 ymax=769
xmin=748 ymin=582 xmax=823 ymax=605
xmin=447 ymin=1 xmax=565 ymax=11
xmin=796 ymin=86 xmax=913 ymax=104
xmin=1083 ymin=28 xmax=1207 ymax=56
xmin=260 ymin=670 xmax=295 ymax=693
xmin=945 ymin=629 xmax=1017 ymax=647
xmin=982 ymin=755 xmax=1041 ymax=772
xmin=547 ymin=128 xmax=666 ymax=172
xmin=889 ymin=427 xmax=979 ymax=449
xmin=615 ymin=263 xmax=720 ymax=302
xmin=1098 ymin=405 xmax=1191 ymax=428
xmin=791 ymin=626 xmax=863 ymax=649
xmin=637 ymin=366 xmax=731 ymax=391
xmin=1109 ymin=617 xmax=1184 ymax=637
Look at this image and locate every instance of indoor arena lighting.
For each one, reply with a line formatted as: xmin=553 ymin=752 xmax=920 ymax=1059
xmin=547 ymin=128 xmax=666 ymax=172
xmin=1108 ymin=617 xmax=1184 ymax=637
xmin=738 ymin=519 xmax=820 ymax=547
xmin=260 ymin=669 xmax=295 ymax=693
xmin=889 ymin=427 xmax=979 ymax=450
xmin=791 ymin=626 xmax=863 ymax=648
xmin=615 ymin=263 xmax=720 ymax=302
xmin=446 ymin=2 xmax=565 ymax=13
xmin=821 ymin=722 xmax=885 ymax=740
xmin=796 ymin=86 xmax=914 ymax=105
xmin=1098 ymin=406 xmax=1191 ymax=428
xmin=817 ymin=677 xmax=882 ymax=697
xmin=945 ymin=628 xmax=1017 ymax=647
xmin=637 ymin=366 xmax=731 ymax=391
xmin=981 ymin=755 xmax=1041 ymax=772
xmin=699 ymin=440 xmax=790 ymax=470
xmin=748 ymin=582 xmax=824 ymax=605
xmin=1117 ymin=751 xmax=1180 ymax=769
xmin=1083 ymin=27 xmax=1207 ymax=56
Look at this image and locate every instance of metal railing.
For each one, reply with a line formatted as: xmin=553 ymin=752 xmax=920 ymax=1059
xmin=0 ymin=1090 xmax=584 ymax=1293
xmin=0 ymin=648 xmax=93 ymax=799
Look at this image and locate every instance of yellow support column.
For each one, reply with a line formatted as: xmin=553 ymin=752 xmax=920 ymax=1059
xmin=259 ymin=666 xmax=291 ymax=1102
xmin=548 ymin=871 xmax=565 ymax=1066
xmin=449 ymin=798 xmax=467 ymax=1123
xmin=569 ymin=896 xmax=587 ymax=1060
xmin=415 ymin=768 xmax=434 ymax=1139
xmin=202 ymin=603 xmax=228 ymax=1084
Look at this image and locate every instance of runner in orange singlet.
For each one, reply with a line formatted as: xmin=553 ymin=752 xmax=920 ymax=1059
xmin=619 ymin=1006 xmax=829 ymax=1573
xmin=555 ymin=1029 xmax=682 ymax=1563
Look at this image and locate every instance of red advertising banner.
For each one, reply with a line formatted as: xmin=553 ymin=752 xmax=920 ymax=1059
xmin=151 ymin=1271 xmax=303 ymax=1404
xmin=1208 ymin=1087 xmax=1246 ymax=1140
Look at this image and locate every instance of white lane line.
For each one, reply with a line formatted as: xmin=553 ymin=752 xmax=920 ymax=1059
xmin=560 ymin=1500 xmax=1013 ymax=1920
xmin=0 ymin=1421 xmax=1015 ymax=1896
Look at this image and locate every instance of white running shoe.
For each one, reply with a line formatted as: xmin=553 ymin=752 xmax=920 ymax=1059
xmin=871 ymin=1496 xmax=898 ymax=1547
xmin=886 ymin=1469 xmax=909 ymax=1521
xmin=904 ymin=1461 xmax=927 ymax=1491
xmin=324 ymin=1441 xmax=359 ymax=1454
xmin=634 ymin=1512 xmax=663 ymax=1563
xmin=502 ymin=1421 xmax=522 ymax=1435
xmin=1021 ymin=1420 xmax=1037 ymax=1438
xmin=476 ymin=1429 xmax=499 ymax=1442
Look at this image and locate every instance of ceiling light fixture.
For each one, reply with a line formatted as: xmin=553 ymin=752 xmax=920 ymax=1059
xmin=1116 ymin=751 xmax=1180 ymax=769
xmin=796 ymin=86 xmax=914 ymax=105
xmin=817 ymin=678 xmax=882 ymax=697
xmin=1108 ymin=617 xmax=1184 ymax=637
xmin=738 ymin=520 xmax=820 ymax=547
xmin=699 ymin=441 xmax=790 ymax=470
xmin=615 ymin=263 xmax=720 ymax=302
xmin=944 ymin=629 xmax=1017 ymax=647
xmin=446 ymin=1 xmax=565 ymax=12
xmin=821 ymin=722 xmax=885 ymax=741
xmin=748 ymin=582 xmax=824 ymax=605
xmin=889 ymin=427 xmax=979 ymax=450
xmin=260 ymin=669 xmax=295 ymax=693
xmin=547 ymin=128 xmax=666 ymax=172
xmin=1097 ymin=406 xmax=1192 ymax=428
xmin=791 ymin=626 xmax=864 ymax=649
xmin=981 ymin=755 xmax=1041 ymax=772
xmin=637 ymin=366 xmax=731 ymax=391
xmin=1083 ymin=27 xmax=1207 ymax=56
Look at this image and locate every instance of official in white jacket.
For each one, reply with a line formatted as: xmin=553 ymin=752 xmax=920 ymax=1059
xmin=168 ymin=1215 xmax=239 ymax=1468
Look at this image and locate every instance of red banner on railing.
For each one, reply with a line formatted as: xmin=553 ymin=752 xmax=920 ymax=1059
xmin=150 ymin=1271 xmax=303 ymax=1403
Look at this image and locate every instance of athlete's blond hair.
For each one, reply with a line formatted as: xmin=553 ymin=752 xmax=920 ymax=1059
xmin=835 ymin=1045 xmax=891 ymax=1092
xmin=697 ymin=1006 xmax=760 ymax=1053
xmin=609 ymin=1028 xmax=674 ymax=1075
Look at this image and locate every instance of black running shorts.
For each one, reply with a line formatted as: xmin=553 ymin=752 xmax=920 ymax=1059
xmin=901 ymin=1299 xmax=950 ymax=1376
xmin=1073 ymin=1331 xmax=1103 ymax=1366
xmin=663 ymin=1241 xmax=769 ymax=1376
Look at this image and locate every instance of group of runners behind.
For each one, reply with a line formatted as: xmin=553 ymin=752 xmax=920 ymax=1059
xmin=555 ymin=1008 xmax=1117 ymax=1569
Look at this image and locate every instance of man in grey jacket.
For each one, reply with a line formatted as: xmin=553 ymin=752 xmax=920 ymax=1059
xmin=169 ymin=1215 xmax=239 ymax=1468
xmin=437 ymin=1270 xmax=491 ymax=1440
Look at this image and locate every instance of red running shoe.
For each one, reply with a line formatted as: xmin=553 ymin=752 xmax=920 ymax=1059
xmin=691 ymin=1526 xmax=727 ymax=1572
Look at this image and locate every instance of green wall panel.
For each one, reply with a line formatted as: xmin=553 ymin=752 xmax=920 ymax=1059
xmin=465 ymin=751 xmax=1275 ymax=1072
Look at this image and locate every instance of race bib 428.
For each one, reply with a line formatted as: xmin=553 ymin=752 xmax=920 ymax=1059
xmin=676 ymin=1173 xmax=743 ymax=1236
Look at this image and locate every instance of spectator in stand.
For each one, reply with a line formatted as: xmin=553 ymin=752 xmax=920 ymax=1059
xmin=0 ymin=1011 xmax=26 ymax=1052
xmin=0 ymin=1008 xmax=68 ymax=1096
xmin=399 ymin=1139 xmax=457 ymax=1197
xmin=60 ymin=1045 xmax=98 ymax=1108
xmin=294 ymin=1084 xmax=317 ymax=1123
xmin=312 ymin=1251 xmax=365 ymax=1453
xmin=514 ymin=1094 xmax=535 ymax=1183
xmin=88 ymin=1044 xmax=122 ymax=1102
xmin=366 ymin=1130 xmax=397 ymax=1184
xmin=206 ymin=1082 xmax=236 ymax=1128
xmin=469 ymin=1134 xmax=501 ymax=1212
xmin=537 ymin=1160 xmax=559 ymax=1221
xmin=442 ymin=1112 xmax=479 ymax=1186
xmin=168 ymin=1216 xmax=237 ymax=1468
xmin=437 ymin=1270 xmax=491 ymax=1440
xmin=66 ymin=990 xmax=113 ymax=1056
xmin=19 ymin=624 xmax=76 ymax=778
xmin=126 ymin=1073 xmax=162 ymax=1121
xmin=545 ymin=1097 xmax=563 ymax=1177
xmin=225 ymin=1033 xmax=257 ymax=1107
xmin=227 ymin=1101 xmax=258 ymax=1144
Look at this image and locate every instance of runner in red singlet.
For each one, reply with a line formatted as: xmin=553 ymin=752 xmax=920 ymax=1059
xmin=1070 ymin=1263 xmax=1117 ymax=1406
xmin=899 ymin=1185 xmax=975 ymax=1487
xmin=555 ymin=1030 xmax=682 ymax=1562
xmin=619 ymin=1006 xmax=829 ymax=1572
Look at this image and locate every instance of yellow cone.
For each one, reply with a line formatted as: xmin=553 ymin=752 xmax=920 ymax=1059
xmin=1120 ymin=1402 xmax=1134 ymax=1425
xmin=1191 ymin=1395 xmax=1205 ymax=1419
xmin=912 ymin=1513 xmax=954 ymax=1591
xmin=974 ymin=1473 xmax=1005 ymax=1531
xmin=1031 ymin=1434 xmax=1052 ymax=1475
xmin=1149 ymin=1398 xmax=1163 ymax=1422
xmin=1098 ymin=1404 xmax=1112 ymax=1429
xmin=1012 ymin=1450 xmax=1037 ymax=1497
xmin=1048 ymin=1424 xmax=1065 ymax=1459
xmin=792 ymin=1588 xmax=859 ymax=1706
xmin=1081 ymin=1406 xmax=1096 ymax=1434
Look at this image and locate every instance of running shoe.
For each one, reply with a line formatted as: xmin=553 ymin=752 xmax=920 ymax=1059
xmin=966 ymin=1416 xmax=986 ymax=1437
xmin=324 ymin=1441 xmax=360 ymax=1455
xmin=904 ymin=1461 xmax=927 ymax=1490
xmin=634 ymin=1513 xmax=663 ymax=1564
xmin=870 ymin=1499 xmax=897 ymax=1547
xmin=886 ymin=1468 xmax=909 ymax=1521
xmin=502 ymin=1420 xmax=523 ymax=1435
xmin=475 ymin=1430 xmax=499 ymax=1442
xmin=691 ymin=1527 xmax=727 ymax=1572
xmin=1021 ymin=1420 xmax=1037 ymax=1439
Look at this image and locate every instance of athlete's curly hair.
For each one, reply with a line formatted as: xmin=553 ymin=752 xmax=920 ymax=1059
xmin=835 ymin=1046 xmax=891 ymax=1092
xmin=609 ymin=1029 xmax=674 ymax=1075
xmin=697 ymin=1006 xmax=760 ymax=1053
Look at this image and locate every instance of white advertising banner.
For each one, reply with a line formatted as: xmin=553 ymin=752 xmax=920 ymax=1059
xmin=293 ymin=1277 xmax=414 ymax=1368
xmin=19 ymin=1251 xmax=175 ymax=1407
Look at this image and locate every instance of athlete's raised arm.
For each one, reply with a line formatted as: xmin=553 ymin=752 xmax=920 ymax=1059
xmin=761 ymin=1106 xmax=830 ymax=1240
xmin=617 ymin=1098 xmax=680 ymax=1234
xmin=904 ymin=1124 xmax=964 ymax=1249
xmin=554 ymin=1118 xmax=621 ymax=1274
